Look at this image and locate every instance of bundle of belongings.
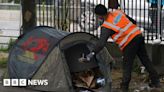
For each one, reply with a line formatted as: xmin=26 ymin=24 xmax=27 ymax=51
xmin=72 ymin=67 xmax=105 ymax=92
xmin=65 ymin=44 xmax=107 ymax=92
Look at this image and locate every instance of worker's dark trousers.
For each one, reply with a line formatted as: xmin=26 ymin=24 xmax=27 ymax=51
xmin=121 ymin=34 xmax=159 ymax=89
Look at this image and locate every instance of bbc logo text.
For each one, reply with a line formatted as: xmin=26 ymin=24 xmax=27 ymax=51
xmin=3 ymin=79 xmax=48 ymax=86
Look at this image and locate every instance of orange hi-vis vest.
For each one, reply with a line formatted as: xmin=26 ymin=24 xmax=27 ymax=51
xmin=101 ymin=10 xmax=141 ymax=50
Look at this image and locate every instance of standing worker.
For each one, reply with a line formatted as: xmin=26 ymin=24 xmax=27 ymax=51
xmin=79 ymin=4 xmax=161 ymax=92
xmin=148 ymin=0 xmax=164 ymax=7
xmin=148 ymin=0 xmax=164 ymax=32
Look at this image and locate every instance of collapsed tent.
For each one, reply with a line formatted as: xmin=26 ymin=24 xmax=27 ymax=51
xmin=6 ymin=26 xmax=113 ymax=92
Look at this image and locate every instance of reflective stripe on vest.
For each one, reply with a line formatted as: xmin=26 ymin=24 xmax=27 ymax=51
xmin=103 ymin=21 xmax=120 ymax=30
xmin=119 ymin=27 xmax=140 ymax=47
xmin=103 ymin=21 xmax=133 ymax=41
xmin=102 ymin=10 xmax=141 ymax=49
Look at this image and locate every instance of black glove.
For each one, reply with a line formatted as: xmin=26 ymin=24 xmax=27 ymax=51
xmin=78 ymin=52 xmax=95 ymax=62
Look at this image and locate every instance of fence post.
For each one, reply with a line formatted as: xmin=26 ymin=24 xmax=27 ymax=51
xmin=21 ymin=0 xmax=36 ymax=34
xmin=157 ymin=0 xmax=162 ymax=39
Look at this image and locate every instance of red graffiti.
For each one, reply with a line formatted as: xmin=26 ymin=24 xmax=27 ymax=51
xmin=22 ymin=36 xmax=49 ymax=60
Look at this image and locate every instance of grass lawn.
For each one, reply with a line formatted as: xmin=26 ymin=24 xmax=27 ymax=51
xmin=0 ymin=52 xmax=8 ymax=68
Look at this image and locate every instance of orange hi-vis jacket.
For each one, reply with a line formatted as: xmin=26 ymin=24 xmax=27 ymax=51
xmin=101 ymin=10 xmax=142 ymax=50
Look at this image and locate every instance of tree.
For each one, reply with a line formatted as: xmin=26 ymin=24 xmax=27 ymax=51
xmin=21 ymin=0 xmax=36 ymax=34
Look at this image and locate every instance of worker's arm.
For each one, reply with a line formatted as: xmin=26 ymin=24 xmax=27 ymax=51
xmin=92 ymin=27 xmax=115 ymax=54
xmin=79 ymin=27 xmax=115 ymax=62
xmin=94 ymin=14 xmax=136 ymax=53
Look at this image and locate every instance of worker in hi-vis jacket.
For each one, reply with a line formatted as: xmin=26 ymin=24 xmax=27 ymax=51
xmin=79 ymin=4 xmax=161 ymax=92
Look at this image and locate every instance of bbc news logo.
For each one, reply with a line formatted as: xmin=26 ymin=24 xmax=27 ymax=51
xmin=3 ymin=79 xmax=48 ymax=86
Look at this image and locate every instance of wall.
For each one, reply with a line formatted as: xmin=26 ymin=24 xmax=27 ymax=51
xmin=106 ymin=42 xmax=164 ymax=75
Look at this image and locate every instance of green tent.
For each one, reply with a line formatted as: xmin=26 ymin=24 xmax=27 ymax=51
xmin=7 ymin=26 xmax=113 ymax=92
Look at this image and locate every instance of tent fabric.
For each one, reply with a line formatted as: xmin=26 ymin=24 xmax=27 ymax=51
xmin=7 ymin=26 xmax=113 ymax=92
xmin=8 ymin=26 xmax=70 ymax=79
xmin=31 ymin=47 xmax=74 ymax=92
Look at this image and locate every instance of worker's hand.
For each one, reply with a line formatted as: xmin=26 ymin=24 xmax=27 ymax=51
xmin=86 ymin=52 xmax=95 ymax=60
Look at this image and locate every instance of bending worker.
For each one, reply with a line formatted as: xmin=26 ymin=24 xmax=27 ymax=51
xmin=79 ymin=4 xmax=161 ymax=92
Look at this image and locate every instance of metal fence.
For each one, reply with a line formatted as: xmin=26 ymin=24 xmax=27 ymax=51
xmin=36 ymin=0 xmax=164 ymax=43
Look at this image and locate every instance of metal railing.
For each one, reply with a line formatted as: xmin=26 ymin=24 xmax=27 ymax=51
xmin=36 ymin=0 xmax=164 ymax=43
